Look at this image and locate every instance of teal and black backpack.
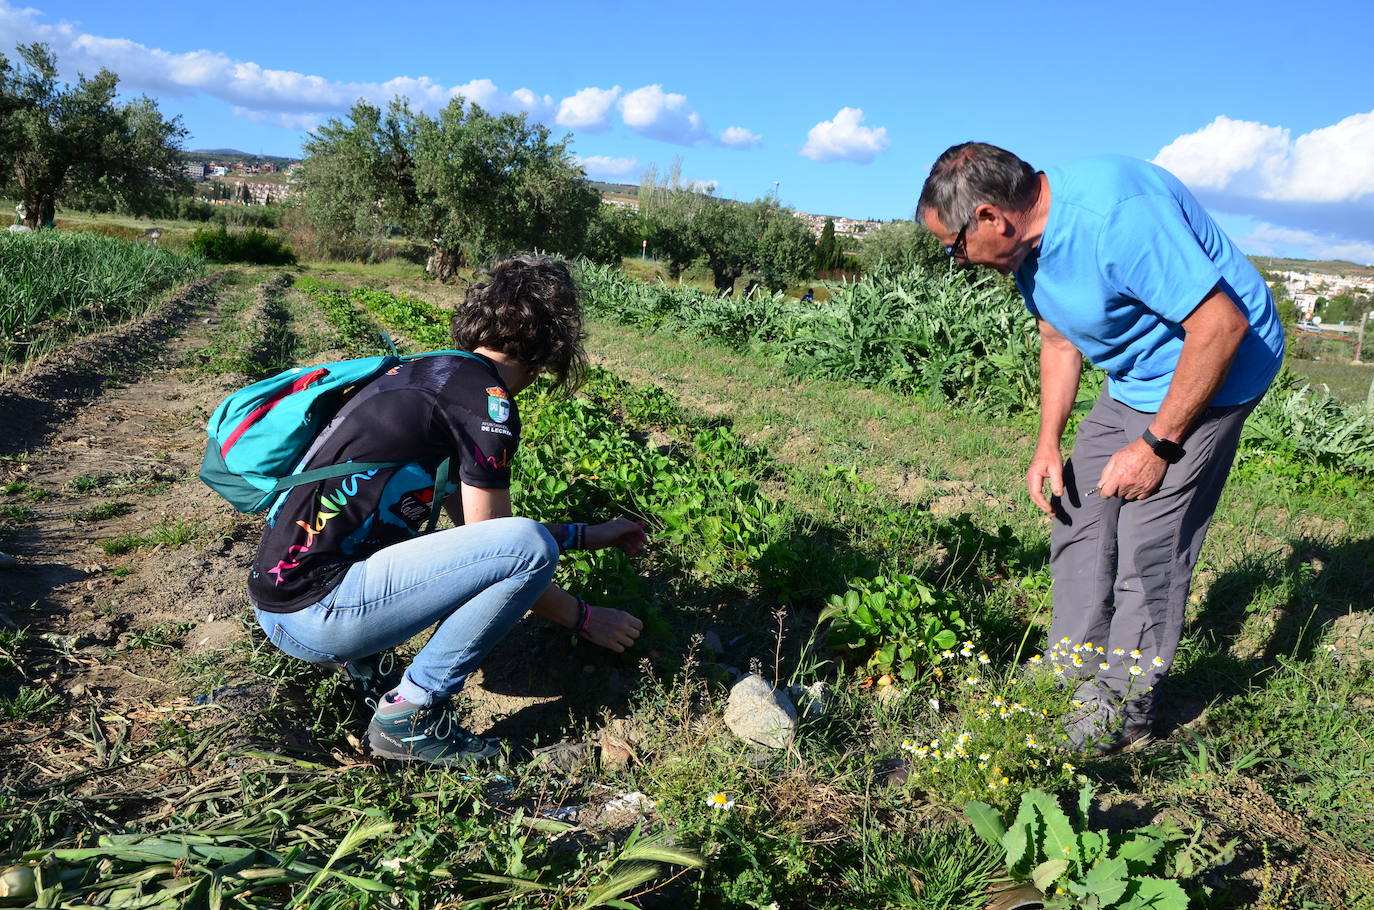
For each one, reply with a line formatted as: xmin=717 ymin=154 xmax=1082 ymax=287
xmin=200 ymin=341 xmax=486 ymax=532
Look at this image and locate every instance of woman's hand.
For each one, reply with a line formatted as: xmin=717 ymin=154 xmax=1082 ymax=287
xmin=584 ymin=517 xmax=647 ymax=555
xmin=580 ymin=605 xmax=644 ymax=652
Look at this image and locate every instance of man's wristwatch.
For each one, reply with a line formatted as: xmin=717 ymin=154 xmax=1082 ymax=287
xmin=1140 ymin=428 xmax=1185 ymax=464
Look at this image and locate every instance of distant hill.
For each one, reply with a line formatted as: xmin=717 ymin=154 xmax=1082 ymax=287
xmin=1251 ymin=256 xmax=1374 ymax=276
xmin=588 ymin=180 xmax=639 ymax=198
xmin=184 ymin=149 xmax=299 ymax=168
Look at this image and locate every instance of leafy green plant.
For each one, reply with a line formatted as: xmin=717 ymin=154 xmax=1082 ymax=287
xmin=965 ymin=784 xmax=1232 ymax=909
xmin=188 ymin=225 xmax=297 ymax=265
xmin=71 ymin=500 xmax=132 ymax=522
xmin=821 ymin=574 xmax=967 ymax=682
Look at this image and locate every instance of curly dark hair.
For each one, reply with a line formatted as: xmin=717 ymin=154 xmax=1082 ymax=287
xmin=451 ymin=255 xmax=587 ymax=392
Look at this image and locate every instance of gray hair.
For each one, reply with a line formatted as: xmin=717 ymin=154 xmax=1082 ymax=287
xmin=917 ymin=142 xmax=1039 ymax=229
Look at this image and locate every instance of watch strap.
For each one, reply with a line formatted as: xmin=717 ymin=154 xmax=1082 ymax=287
xmin=1141 ymin=428 xmax=1185 ymax=464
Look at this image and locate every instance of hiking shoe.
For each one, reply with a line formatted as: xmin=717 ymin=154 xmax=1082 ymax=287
xmin=367 ymin=700 xmax=502 ymax=766
xmin=343 ymin=650 xmax=404 ymax=712
xmin=1064 ymin=683 xmax=1153 ymax=755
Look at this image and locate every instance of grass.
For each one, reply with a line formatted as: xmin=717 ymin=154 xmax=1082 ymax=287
xmin=0 ymin=231 xmax=203 ymax=372
xmin=70 ymin=501 xmax=133 ymax=522
xmin=3 ymin=263 xmax=1372 ymax=908
xmin=1286 ymin=356 xmax=1374 ymax=404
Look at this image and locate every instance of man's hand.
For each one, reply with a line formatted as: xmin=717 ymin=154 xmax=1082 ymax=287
xmin=585 ymin=517 xmax=647 ymax=555
xmin=1096 ymin=438 xmax=1168 ymax=500
xmin=1026 ymin=444 xmax=1065 ymax=515
xmin=581 ymin=606 xmax=643 ymax=653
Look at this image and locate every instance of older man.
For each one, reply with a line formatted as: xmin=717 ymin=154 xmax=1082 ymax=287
xmin=918 ymin=143 xmax=1284 ymax=753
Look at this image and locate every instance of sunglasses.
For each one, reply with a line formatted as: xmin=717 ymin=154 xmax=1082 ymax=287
xmin=945 ymin=218 xmax=971 ymax=260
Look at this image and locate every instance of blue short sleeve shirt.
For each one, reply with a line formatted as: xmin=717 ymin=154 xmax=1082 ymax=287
xmin=1013 ymin=156 xmax=1284 ymax=411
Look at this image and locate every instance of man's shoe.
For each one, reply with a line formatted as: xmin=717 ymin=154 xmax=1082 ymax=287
xmin=367 ymin=700 xmax=501 ymax=766
xmin=1064 ymin=683 xmax=1154 ymax=755
xmin=343 ymin=651 xmax=403 ymax=712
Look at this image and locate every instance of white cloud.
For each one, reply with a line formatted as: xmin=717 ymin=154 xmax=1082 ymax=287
xmin=557 ymin=86 xmax=621 ymax=131
xmin=575 ymin=155 xmax=639 ymax=179
xmin=0 ymin=2 xmax=555 ymax=126
xmin=800 ymin=107 xmax=889 ymax=163
xmin=1154 ymin=111 xmax=1374 ymax=203
xmin=1153 ymin=110 xmax=1374 ymax=259
xmin=618 ymin=84 xmax=707 ymax=145
xmin=719 ymin=125 xmax=761 ymax=148
xmin=1240 ymin=223 xmax=1374 ymax=265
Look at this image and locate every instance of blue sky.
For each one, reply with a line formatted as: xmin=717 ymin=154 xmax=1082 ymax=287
xmin=4 ymin=0 xmax=1373 ymax=261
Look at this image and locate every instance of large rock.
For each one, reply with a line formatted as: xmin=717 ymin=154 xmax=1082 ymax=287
xmin=724 ymin=673 xmax=798 ymax=749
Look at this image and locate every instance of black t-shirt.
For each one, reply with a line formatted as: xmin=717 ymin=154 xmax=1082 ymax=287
xmin=249 ymin=353 xmax=519 ymax=613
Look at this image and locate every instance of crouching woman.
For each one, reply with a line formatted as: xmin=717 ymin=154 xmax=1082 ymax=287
xmin=247 ymin=255 xmax=645 ymax=766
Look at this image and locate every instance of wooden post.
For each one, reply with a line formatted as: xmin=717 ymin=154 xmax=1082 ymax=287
xmin=1356 ymin=310 xmax=1368 ymax=364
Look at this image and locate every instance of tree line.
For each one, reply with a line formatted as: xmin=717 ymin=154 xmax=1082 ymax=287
xmin=3 ymin=42 xmax=961 ymax=294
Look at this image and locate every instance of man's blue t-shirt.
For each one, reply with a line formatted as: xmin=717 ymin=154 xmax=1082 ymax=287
xmin=1013 ymin=156 xmax=1284 ymax=411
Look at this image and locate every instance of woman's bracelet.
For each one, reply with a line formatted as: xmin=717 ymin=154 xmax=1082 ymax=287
xmin=574 ymin=597 xmax=592 ymax=638
xmin=557 ymin=522 xmax=587 ymax=553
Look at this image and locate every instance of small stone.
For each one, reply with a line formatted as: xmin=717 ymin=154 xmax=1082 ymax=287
xmin=724 ymin=673 xmax=798 ymax=750
xmin=65 ymin=681 xmax=88 ymax=698
xmin=599 ymin=718 xmax=643 ymax=772
xmin=873 ymin=758 xmax=910 ymax=788
xmin=530 ymin=741 xmax=595 ymax=774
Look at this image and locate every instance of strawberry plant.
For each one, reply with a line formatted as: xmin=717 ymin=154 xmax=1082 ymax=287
xmin=820 ymin=574 xmax=968 ymax=682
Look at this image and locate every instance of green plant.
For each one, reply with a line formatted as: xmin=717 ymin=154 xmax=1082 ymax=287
xmin=0 ymin=684 xmax=60 ymax=720
xmin=98 ymin=532 xmax=143 ymax=555
xmin=966 ymin=784 xmax=1232 ymax=909
xmin=70 ymin=500 xmax=132 ymax=522
xmin=821 ymin=574 xmax=967 ymax=682
xmin=0 ymin=232 xmax=201 ymax=371
xmin=187 ymin=225 xmax=297 ymax=265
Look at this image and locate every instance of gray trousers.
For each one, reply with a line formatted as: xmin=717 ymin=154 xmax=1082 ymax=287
xmin=1046 ymin=387 xmax=1257 ymax=710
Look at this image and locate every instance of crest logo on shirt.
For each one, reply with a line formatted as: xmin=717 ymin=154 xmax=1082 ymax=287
xmin=486 ymin=386 xmax=510 ymax=423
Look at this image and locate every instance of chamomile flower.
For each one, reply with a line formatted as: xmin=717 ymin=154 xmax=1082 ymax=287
xmin=900 ymin=739 xmax=919 ymax=753
xmin=1112 ymin=648 xmax=1125 ymax=655
xmin=1151 ymin=656 xmax=1165 ymax=668
xmin=1053 ymin=665 xmax=1066 ymax=675
xmin=979 ymin=752 xmax=991 ymax=762
xmin=941 ymin=650 xmax=954 ymax=660
xmin=1029 ymin=654 xmax=1043 ymax=664
xmin=1061 ymin=762 xmax=1076 ymax=772
xmin=706 ymin=792 xmax=735 ymax=810
xmin=1071 ymin=655 xmax=1084 ymax=668
xmin=1060 ymin=637 xmax=1072 ymax=645
xmin=1129 ymin=665 xmax=1144 ymax=676
xmin=1130 ymin=649 xmax=1142 ymax=660
xmin=1083 ymin=641 xmax=1095 ymax=650
xmin=965 ymin=675 xmax=981 ymax=686
xmin=978 ymin=652 xmax=991 ymax=665
xmin=1025 ymin=733 xmax=1039 ymax=748
xmin=1098 ymin=661 xmax=1111 ymax=670
xmin=991 ymin=697 xmax=1005 ymax=707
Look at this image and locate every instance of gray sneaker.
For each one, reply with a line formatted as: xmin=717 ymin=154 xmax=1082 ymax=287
xmin=367 ymin=700 xmax=501 ymax=766
xmin=1064 ymin=683 xmax=1153 ymax=755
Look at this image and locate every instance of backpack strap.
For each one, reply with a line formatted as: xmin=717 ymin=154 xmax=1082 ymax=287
xmin=270 ymin=460 xmax=403 ymax=493
xmin=425 ymin=457 xmax=451 ymax=534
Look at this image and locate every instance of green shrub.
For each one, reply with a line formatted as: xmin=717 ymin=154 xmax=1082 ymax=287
xmin=187 ymin=225 xmax=296 ymax=265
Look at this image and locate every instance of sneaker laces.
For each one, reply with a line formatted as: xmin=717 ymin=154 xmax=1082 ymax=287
xmin=417 ymin=701 xmax=478 ymax=747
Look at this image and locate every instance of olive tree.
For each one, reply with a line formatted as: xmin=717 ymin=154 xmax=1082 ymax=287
xmin=0 ymin=43 xmax=189 ymax=228
xmin=299 ymin=96 xmax=601 ymax=277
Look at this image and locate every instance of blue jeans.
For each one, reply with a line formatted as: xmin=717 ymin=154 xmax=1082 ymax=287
xmin=254 ymin=517 xmax=559 ymax=707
